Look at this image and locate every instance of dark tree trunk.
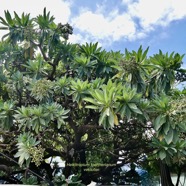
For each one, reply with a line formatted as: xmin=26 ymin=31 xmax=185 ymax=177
xmin=63 ymin=154 xmax=73 ymax=178
xmin=79 ymin=148 xmax=91 ymax=185
xmin=160 ymin=160 xmax=174 ymax=186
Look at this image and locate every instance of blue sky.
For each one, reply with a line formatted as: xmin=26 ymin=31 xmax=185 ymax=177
xmin=0 ymin=0 xmax=186 ymax=68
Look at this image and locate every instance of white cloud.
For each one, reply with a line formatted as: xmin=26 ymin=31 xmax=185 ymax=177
xmin=71 ymin=10 xmax=136 ymax=44
xmin=166 ymin=0 xmax=186 ymax=21
xmin=72 ymin=11 xmax=110 ymax=39
xmin=128 ymin=0 xmax=171 ymax=29
xmin=1 ymin=0 xmax=186 ymax=47
xmin=68 ymin=33 xmax=89 ymax=44
xmin=0 ymin=0 xmax=72 ymax=40
xmin=68 ymin=32 xmax=103 ymax=48
xmin=128 ymin=0 xmax=186 ymax=29
xmin=70 ymin=0 xmax=186 ymax=46
xmin=0 ymin=0 xmax=71 ymax=24
xmin=122 ymin=0 xmax=136 ymax=4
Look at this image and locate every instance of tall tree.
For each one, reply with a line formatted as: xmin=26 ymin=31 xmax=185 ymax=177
xmin=0 ymin=9 xmax=186 ymax=185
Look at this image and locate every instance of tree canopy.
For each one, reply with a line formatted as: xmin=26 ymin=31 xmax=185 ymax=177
xmin=0 ymin=9 xmax=186 ymax=185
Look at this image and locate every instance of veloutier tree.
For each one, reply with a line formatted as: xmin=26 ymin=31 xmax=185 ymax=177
xmin=0 ymin=9 xmax=186 ymax=186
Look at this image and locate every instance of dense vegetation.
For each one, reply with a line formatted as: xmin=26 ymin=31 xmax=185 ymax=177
xmin=0 ymin=9 xmax=186 ymax=185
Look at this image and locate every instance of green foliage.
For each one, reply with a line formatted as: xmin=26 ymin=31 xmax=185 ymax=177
xmin=35 ymin=8 xmax=55 ymax=29
xmin=14 ymin=133 xmax=40 ymax=167
xmin=152 ymin=138 xmax=186 ymax=165
xmin=14 ymin=103 xmax=69 ymax=133
xmin=150 ymin=92 xmax=186 ymax=166
xmin=22 ymin=55 xmax=46 ymax=78
xmin=50 ymin=174 xmax=85 ymax=186
xmin=116 ymin=86 xmax=142 ymax=119
xmin=70 ymin=79 xmax=90 ymax=108
xmin=84 ymin=80 xmax=119 ymax=128
xmin=73 ymin=55 xmax=97 ymax=79
xmin=79 ymin=42 xmax=102 ymax=57
xmin=54 ymin=76 xmax=70 ymax=95
xmin=151 ymin=94 xmax=171 ymax=114
xmin=0 ymin=9 xmax=186 ymax=185
xmin=113 ymin=46 xmax=149 ymax=93
xmin=30 ymin=79 xmax=53 ymax=101
xmin=0 ymin=10 xmax=33 ymax=43
xmin=22 ymin=175 xmax=38 ymax=185
xmin=44 ymin=102 xmax=70 ymax=129
xmin=149 ymin=51 xmax=184 ymax=93
xmin=0 ymin=101 xmax=14 ymax=129
xmin=84 ymin=80 xmax=143 ymax=128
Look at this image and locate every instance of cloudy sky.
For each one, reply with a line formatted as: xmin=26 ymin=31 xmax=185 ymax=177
xmin=0 ymin=0 xmax=186 ymax=66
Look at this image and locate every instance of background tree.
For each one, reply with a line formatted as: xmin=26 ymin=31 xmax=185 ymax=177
xmin=0 ymin=9 xmax=186 ymax=185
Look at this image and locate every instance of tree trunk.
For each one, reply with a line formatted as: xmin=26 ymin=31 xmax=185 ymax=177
xmin=160 ymin=160 xmax=174 ymax=186
xmin=79 ymin=148 xmax=91 ymax=185
xmin=63 ymin=153 xmax=73 ymax=178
